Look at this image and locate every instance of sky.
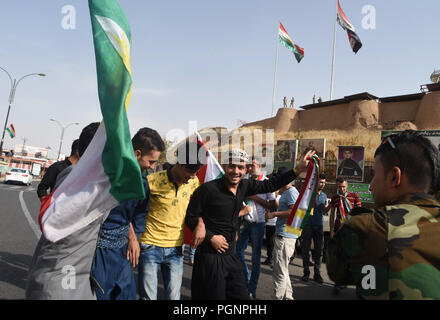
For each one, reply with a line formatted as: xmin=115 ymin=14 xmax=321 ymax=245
xmin=0 ymin=0 xmax=438 ymax=157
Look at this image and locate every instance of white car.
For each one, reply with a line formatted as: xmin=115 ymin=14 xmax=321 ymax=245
xmin=4 ymin=168 xmax=33 ymax=186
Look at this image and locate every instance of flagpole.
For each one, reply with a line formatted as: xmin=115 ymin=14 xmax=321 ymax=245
xmin=271 ymin=22 xmax=280 ymax=117
xmin=330 ymin=0 xmax=338 ymax=100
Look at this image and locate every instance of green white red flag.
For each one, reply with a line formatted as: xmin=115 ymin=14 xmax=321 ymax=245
xmin=6 ymin=124 xmax=15 ymax=138
xmin=285 ymin=155 xmax=320 ymax=236
xmin=278 ymin=22 xmax=304 ymax=63
xmin=39 ymin=0 xmax=144 ymax=242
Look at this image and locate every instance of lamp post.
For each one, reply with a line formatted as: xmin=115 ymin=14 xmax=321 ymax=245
xmin=0 ymin=67 xmax=46 ymax=155
xmin=50 ymin=119 xmax=80 ymax=160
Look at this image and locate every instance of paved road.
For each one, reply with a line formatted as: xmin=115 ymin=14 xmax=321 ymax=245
xmin=0 ymin=180 xmax=356 ymax=300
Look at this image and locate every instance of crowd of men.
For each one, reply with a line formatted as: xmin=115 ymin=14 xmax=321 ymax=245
xmin=27 ymin=127 xmax=440 ymax=300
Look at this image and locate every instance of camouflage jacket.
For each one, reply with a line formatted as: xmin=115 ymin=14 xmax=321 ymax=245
xmin=326 ymin=193 xmax=440 ymax=300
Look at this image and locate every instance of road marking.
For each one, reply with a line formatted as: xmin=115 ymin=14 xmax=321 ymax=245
xmin=19 ymin=191 xmax=41 ymax=239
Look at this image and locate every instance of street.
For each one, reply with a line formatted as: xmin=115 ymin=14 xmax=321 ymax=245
xmin=0 ymin=180 xmax=356 ymax=300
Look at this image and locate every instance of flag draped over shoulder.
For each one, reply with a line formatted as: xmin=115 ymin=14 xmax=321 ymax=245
xmin=39 ymin=0 xmax=144 ymax=243
xmin=278 ymin=22 xmax=304 ymax=63
xmin=285 ymin=155 xmax=320 ymax=237
xmin=183 ymin=131 xmax=224 ymax=245
xmin=337 ymin=0 xmax=362 ymax=53
xmin=6 ymin=124 xmax=15 ymax=138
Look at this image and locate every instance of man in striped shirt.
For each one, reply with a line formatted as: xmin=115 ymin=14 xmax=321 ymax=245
xmin=329 ymin=176 xmax=361 ymax=294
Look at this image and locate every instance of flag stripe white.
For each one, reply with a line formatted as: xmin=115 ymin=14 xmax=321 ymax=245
xmin=41 ymin=123 xmax=119 ymax=242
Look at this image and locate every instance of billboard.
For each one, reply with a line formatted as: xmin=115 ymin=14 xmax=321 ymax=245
xmin=337 ymin=146 xmax=365 ymax=182
xmin=274 ymin=140 xmax=298 ymax=171
xmin=299 ymin=138 xmax=326 ymax=159
xmin=348 ymin=183 xmax=374 ymax=204
xmin=14 ymin=145 xmax=49 ymax=158
xmin=258 ymin=143 xmax=274 ymax=175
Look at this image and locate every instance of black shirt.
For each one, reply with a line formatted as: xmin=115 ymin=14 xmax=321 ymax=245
xmin=37 ymin=158 xmax=72 ymax=198
xmin=185 ymin=169 xmax=297 ymax=252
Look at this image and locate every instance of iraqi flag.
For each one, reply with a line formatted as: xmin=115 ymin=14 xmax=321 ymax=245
xmin=285 ymin=155 xmax=320 ymax=237
xmin=278 ymin=22 xmax=304 ymax=63
xmin=336 ymin=0 xmax=362 ymax=53
xmin=183 ymin=131 xmax=224 ymax=245
xmin=39 ymin=0 xmax=145 ymax=243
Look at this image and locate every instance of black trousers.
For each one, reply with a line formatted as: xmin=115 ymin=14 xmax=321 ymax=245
xmin=301 ymin=224 xmax=324 ymax=275
xmin=265 ymin=225 xmax=276 ymax=260
xmin=191 ymin=243 xmax=250 ymax=300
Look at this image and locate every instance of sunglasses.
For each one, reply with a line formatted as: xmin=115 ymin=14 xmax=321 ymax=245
xmin=380 ymin=134 xmax=404 ymax=172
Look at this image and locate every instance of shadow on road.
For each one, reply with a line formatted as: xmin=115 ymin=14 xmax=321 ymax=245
xmin=0 ymin=252 xmax=32 ymax=291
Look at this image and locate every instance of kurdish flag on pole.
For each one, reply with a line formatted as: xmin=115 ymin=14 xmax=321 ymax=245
xmin=278 ymin=22 xmax=304 ymax=63
xmin=183 ymin=131 xmax=224 ymax=245
xmin=39 ymin=0 xmax=144 ymax=242
xmin=337 ymin=0 xmax=362 ymax=53
xmin=6 ymin=124 xmax=15 ymax=138
xmin=285 ymin=155 xmax=320 ymax=237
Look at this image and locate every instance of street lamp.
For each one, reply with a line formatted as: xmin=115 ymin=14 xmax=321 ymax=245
xmin=50 ymin=119 xmax=80 ymax=160
xmin=0 ymin=67 xmax=46 ymax=155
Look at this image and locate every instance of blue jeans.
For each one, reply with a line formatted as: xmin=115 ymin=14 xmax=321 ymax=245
xmin=183 ymin=244 xmax=196 ymax=261
xmin=138 ymin=244 xmax=183 ymax=300
xmin=236 ymin=221 xmax=266 ymax=295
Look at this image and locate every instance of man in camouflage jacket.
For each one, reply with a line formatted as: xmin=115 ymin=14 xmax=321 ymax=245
xmin=326 ymin=130 xmax=440 ymax=300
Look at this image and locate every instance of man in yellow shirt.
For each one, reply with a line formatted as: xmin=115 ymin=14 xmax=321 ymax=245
xmin=138 ymin=141 xmax=203 ymax=300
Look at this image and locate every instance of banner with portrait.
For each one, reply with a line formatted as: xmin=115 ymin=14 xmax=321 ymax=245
xmin=299 ymin=138 xmax=326 ymax=159
xmin=337 ymin=146 xmax=365 ymax=182
xmin=274 ymin=140 xmax=298 ymax=171
xmin=258 ymin=143 xmax=274 ymax=175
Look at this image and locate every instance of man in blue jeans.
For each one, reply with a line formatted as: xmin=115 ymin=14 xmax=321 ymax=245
xmin=138 ymin=141 xmax=204 ymax=300
xmin=236 ymin=156 xmax=277 ymax=299
xmin=300 ymin=173 xmax=329 ymax=284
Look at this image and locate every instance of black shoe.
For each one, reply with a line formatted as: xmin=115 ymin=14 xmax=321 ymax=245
xmin=249 ymin=293 xmax=257 ymax=300
xmin=313 ymin=274 xmax=324 ymax=284
xmin=301 ymin=274 xmax=310 ymax=282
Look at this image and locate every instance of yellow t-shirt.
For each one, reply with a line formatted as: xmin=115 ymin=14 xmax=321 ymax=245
xmin=139 ymin=169 xmax=199 ymax=247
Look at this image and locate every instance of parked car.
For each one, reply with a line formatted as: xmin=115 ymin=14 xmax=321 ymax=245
xmin=4 ymin=168 xmax=33 ymax=186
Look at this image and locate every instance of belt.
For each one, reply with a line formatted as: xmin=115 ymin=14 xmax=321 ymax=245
xmin=97 ymin=224 xmax=130 ymax=249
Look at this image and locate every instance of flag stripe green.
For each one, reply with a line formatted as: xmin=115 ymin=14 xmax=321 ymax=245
xmin=279 ymin=36 xmax=304 ymax=63
xmin=89 ymin=0 xmax=144 ymax=203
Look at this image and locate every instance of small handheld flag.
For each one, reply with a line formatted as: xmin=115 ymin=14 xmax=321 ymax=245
xmin=285 ymin=155 xmax=320 ymax=237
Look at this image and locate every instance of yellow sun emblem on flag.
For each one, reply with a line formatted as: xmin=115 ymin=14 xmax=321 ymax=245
xmin=95 ymin=15 xmax=132 ymax=110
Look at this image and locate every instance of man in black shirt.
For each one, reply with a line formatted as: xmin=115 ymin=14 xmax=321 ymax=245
xmin=185 ymin=148 xmax=314 ymax=300
xmin=37 ymin=139 xmax=79 ymax=201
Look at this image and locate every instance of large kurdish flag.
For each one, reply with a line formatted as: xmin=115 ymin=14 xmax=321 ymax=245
xmin=279 ymin=22 xmax=304 ymax=63
xmin=285 ymin=155 xmax=320 ymax=236
xmin=39 ymin=0 xmax=144 ymax=242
